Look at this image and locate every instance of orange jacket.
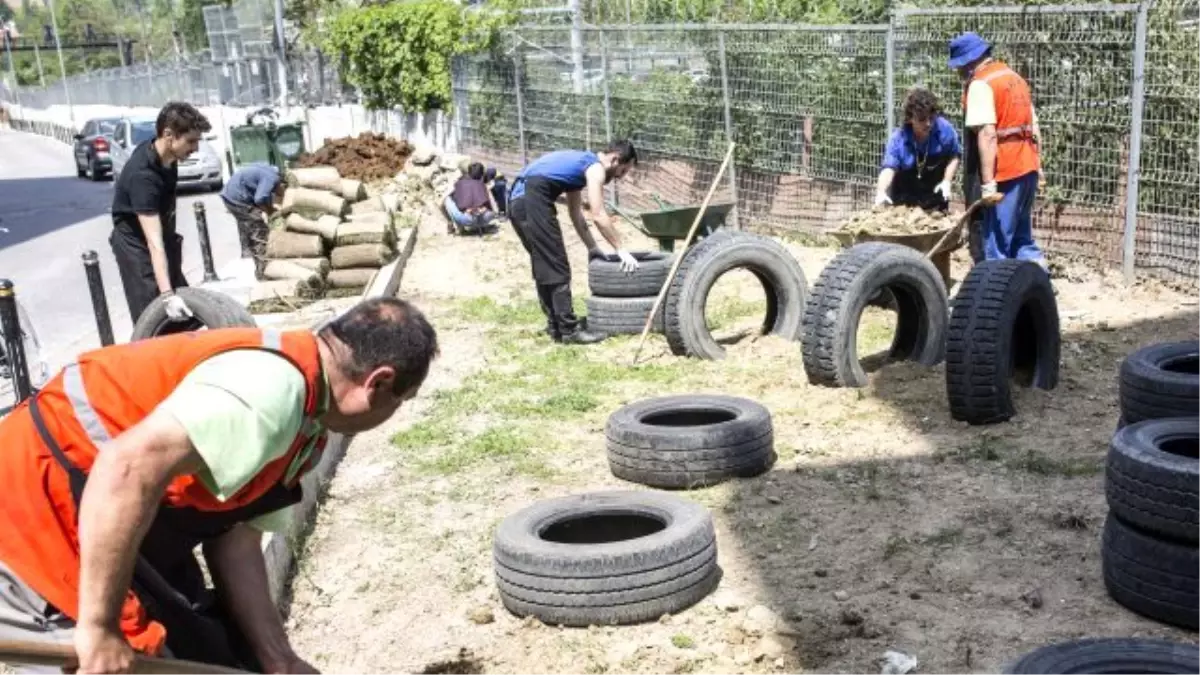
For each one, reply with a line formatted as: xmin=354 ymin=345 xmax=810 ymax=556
xmin=0 ymin=328 xmax=327 ymax=654
xmin=964 ymin=60 xmax=1040 ymax=182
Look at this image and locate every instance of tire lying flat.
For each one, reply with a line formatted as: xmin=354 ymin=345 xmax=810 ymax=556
xmin=605 ymin=394 xmax=775 ymax=489
xmin=1003 ymin=637 xmax=1200 ymax=674
xmin=131 ymin=287 xmax=258 ymax=341
xmin=585 ymin=296 xmax=665 ymax=335
xmin=1101 ymin=513 xmax=1198 ymax=630
xmin=1119 ymin=340 xmax=1199 ymax=425
xmin=588 ymin=251 xmax=674 ymax=297
xmin=664 ymin=231 xmax=808 ymax=361
xmin=945 ymin=259 xmax=1060 ymax=425
xmin=1106 ymin=417 xmax=1199 ymax=544
xmin=801 ymin=242 xmax=947 ymax=388
xmin=493 ymin=490 xmax=721 ymax=626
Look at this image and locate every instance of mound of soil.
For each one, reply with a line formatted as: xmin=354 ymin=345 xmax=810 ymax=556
xmin=839 ymin=205 xmax=959 ymax=235
xmin=296 ymin=132 xmax=414 ymax=182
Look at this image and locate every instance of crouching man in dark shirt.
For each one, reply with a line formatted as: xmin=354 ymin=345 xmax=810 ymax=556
xmin=110 ymin=102 xmax=211 ymax=326
xmin=444 ymin=162 xmax=498 ymax=235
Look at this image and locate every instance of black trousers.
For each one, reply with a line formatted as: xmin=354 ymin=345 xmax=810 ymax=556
xmin=110 ymin=225 xmax=189 ymax=324
xmin=509 ymin=179 xmax=581 ymax=335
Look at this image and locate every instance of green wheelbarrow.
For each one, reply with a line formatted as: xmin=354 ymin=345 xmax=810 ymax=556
xmin=607 ymin=200 xmax=736 ymax=253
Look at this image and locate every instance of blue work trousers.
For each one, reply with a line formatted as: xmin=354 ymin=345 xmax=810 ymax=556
xmin=983 ymin=171 xmax=1044 ymax=263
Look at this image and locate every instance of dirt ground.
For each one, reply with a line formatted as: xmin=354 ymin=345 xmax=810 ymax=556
xmin=284 ymin=207 xmax=1199 ymax=674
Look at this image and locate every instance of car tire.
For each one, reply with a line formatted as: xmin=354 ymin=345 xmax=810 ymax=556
xmin=945 ymin=259 xmax=1060 ymax=425
xmin=1101 ymin=513 xmax=1198 ymax=630
xmin=605 ymin=394 xmax=775 ymax=489
xmin=88 ymin=159 xmax=104 ymax=182
xmin=493 ymin=490 xmax=721 ymax=626
xmin=588 ymin=252 xmax=674 ymax=297
xmin=131 ymin=288 xmax=256 ymax=341
xmin=586 ymin=296 xmax=664 ymax=336
xmin=1119 ymin=341 xmax=1199 ymax=425
xmin=801 ymin=242 xmax=947 ymax=388
xmin=76 ymin=161 xmax=87 ymax=178
xmin=664 ymin=231 xmax=808 ymax=361
xmin=1106 ymin=417 xmax=1198 ymax=544
xmin=1003 ymin=637 xmax=1200 ymax=674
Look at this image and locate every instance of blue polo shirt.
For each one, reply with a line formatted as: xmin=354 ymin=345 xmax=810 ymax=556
xmin=221 ymin=163 xmax=281 ymax=208
xmin=510 ymin=150 xmax=600 ymax=201
xmin=881 ymin=116 xmax=962 ymax=172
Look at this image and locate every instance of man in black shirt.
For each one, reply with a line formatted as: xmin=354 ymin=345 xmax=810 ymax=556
xmin=110 ymin=102 xmax=212 ymax=325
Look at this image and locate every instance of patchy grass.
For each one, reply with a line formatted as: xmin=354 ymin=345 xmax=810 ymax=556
xmin=671 ymin=634 xmax=696 ymax=650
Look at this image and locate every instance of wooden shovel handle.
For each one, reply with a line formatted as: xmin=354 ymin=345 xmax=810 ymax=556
xmin=0 ymin=639 xmax=249 ymax=674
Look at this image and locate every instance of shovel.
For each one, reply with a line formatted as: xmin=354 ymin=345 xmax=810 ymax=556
xmin=925 ymin=192 xmax=1004 ymax=260
xmin=0 ymin=639 xmax=250 ymax=674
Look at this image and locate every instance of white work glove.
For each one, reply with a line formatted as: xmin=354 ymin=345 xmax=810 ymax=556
xmin=981 ymin=181 xmax=999 ymax=200
xmin=164 ymin=293 xmax=194 ymax=322
xmin=615 ymin=249 xmax=640 ymax=274
xmin=935 ymin=181 xmax=952 ymax=200
xmin=873 ymin=191 xmax=892 ymax=207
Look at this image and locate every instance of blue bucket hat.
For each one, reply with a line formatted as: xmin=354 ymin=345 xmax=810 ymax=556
xmin=948 ymin=32 xmax=991 ymax=69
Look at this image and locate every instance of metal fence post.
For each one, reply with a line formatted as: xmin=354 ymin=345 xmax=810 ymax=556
xmin=512 ymin=45 xmax=528 ymax=166
xmin=717 ymin=30 xmax=740 ymax=229
xmin=192 ymin=202 xmax=220 ymax=283
xmin=885 ymin=18 xmax=896 ymax=135
xmin=1122 ymin=1 xmax=1149 ymax=283
xmin=82 ymin=251 xmax=115 ymax=347
xmin=600 ymin=28 xmax=617 ymax=205
xmin=0 ymin=280 xmax=33 ymax=403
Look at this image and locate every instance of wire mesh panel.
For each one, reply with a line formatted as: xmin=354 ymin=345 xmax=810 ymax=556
xmin=1137 ymin=0 xmax=1199 ymax=285
xmin=452 ymin=45 xmax=525 ymax=178
xmin=893 ymin=5 xmax=1139 ymax=270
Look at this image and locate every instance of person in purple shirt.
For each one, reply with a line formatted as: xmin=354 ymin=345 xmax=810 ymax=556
xmin=220 ymin=163 xmax=286 ymax=279
xmin=874 ymin=87 xmax=962 ymax=212
xmin=444 ymin=162 xmax=498 ymax=234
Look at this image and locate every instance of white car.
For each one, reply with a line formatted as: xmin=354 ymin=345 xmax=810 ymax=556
xmin=109 ymin=117 xmax=224 ymax=193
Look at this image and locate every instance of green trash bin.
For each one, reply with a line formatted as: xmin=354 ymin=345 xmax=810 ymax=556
xmin=271 ymin=123 xmax=306 ymax=165
xmin=225 ymin=121 xmax=307 ymax=174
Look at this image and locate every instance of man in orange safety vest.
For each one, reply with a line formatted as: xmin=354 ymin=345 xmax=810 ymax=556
xmin=950 ymin=32 xmax=1048 ymax=269
xmin=0 ymin=297 xmax=438 ymax=673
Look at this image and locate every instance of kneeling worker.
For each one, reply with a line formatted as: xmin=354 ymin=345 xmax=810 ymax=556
xmin=875 ymin=87 xmax=962 ymax=211
xmin=509 ymin=140 xmax=640 ymax=344
xmin=0 ymin=297 xmax=438 ymax=673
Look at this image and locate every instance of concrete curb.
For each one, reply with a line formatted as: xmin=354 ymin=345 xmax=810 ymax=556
xmin=260 ymin=224 xmax=420 ymax=604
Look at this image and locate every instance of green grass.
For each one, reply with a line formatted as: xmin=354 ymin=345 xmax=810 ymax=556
xmin=671 ymin=634 xmax=696 ymax=649
xmin=856 ymin=308 xmax=897 ymax=355
xmin=391 ymin=296 xmax=683 ymax=482
xmin=704 ymin=296 xmax=765 ymax=331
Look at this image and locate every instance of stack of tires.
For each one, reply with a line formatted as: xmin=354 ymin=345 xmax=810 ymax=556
xmin=1101 ymin=340 xmax=1199 ymax=630
xmin=584 ymin=251 xmax=674 ymax=336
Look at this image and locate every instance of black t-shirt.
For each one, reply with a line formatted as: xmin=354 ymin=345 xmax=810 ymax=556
xmin=112 ymin=140 xmax=178 ymax=240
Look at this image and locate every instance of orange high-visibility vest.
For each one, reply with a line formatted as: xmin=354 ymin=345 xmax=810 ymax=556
xmin=0 ymin=328 xmax=327 ymax=654
xmin=963 ymin=60 xmax=1040 ymax=182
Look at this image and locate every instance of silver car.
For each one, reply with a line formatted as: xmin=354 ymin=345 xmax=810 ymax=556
xmin=109 ymin=117 xmax=224 ymax=192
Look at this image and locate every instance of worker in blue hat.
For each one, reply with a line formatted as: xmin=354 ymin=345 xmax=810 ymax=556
xmin=874 ymin=86 xmax=962 ymax=212
xmin=949 ymin=31 xmax=1047 ymax=269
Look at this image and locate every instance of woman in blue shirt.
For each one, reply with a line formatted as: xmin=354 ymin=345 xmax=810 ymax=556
xmin=874 ymin=87 xmax=962 ymax=212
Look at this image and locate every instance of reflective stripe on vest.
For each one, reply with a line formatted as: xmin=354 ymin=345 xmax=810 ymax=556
xmin=65 ymin=329 xmax=288 ymax=446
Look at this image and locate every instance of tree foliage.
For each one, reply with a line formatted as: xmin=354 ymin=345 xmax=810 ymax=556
xmin=323 ymin=0 xmax=508 ymax=112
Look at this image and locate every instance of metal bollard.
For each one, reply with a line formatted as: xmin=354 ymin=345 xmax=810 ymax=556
xmin=0 ymin=280 xmax=34 ymax=403
xmin=82 ymin=251 xmax=115 ymax=347
xmin=193 ymin=202 xmax=219 ymax=283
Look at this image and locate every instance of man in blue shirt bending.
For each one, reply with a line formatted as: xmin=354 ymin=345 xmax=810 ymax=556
xmin=508 ymin=140 xmax=640 ymax=345
xmin=221 ymin=163 xmax=286 ymax=279
xmin=874 ymin=87 xmax=962 ymax=212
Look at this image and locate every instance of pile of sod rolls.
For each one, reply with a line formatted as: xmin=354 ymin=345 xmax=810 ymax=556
xmin=254 ymin=165 xmax=400 ymax=306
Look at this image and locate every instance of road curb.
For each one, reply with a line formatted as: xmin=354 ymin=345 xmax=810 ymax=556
xmin=260 ymin=224 xmax=419 ymax=605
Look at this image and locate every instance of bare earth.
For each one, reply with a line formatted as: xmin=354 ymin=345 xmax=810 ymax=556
xmin=285 ymin=209 xmax=1199 ymax=674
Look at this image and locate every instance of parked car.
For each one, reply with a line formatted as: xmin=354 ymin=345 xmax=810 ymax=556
xmin=72 ymin=117 xmax=122 ymax=181
xmin=109 ymin=117 xmax=224 ymax=193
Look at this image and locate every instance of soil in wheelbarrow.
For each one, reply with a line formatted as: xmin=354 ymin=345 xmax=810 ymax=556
xmin=295 ymin=132 xmax=414 ymax=182
xmin=838 ymin=205 xmax=961 ymax=236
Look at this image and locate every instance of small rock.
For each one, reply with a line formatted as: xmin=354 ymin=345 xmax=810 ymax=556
xmin=1021 ymin=588 xmax=1044 ymax=609
xmin=766 ymin=495 xmax=782 ymax=504
xmin=410 ymin=145 xmax=438 ymax=166
xmin=881 ymin=649 xmax=918 ymax=675
xmin=839 ymin=608 xmax=864 ymax=626
xmin=814 ymin=569 xmax=829 ymax=578
xmin=808 ymin=535 xmax=819 ymax=551
xmin=724 ymin=625 xmax=747 ymax=645
xmin=734 ymin=649 xmax=754 ymax=666
xmin=521 ymin=615 xmax=543 ymax=630
xmin=753 ymin=635 xmax=793 ymax=661
xmin=467 ymin=606 xmax=494 ymax=624
xmin=774 ymin=657 xmax=786 ymax=669
xmin=659 ymin=613 xmax=673 ymax=624
xmin=743 ymin=605 xmax=779 ymax=635
xmin=833 ymin=590 xmax=850 ymax=602
xmin=909 ymin=591 xmax=922 ymax=600
xmin=712 ymin=590 xmax=744 ymax=612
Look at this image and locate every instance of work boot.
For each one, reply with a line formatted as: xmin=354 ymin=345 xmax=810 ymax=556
xmin=559 ymin=326 xmax=607 ymax=345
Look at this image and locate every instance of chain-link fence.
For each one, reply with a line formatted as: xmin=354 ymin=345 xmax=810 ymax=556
xmin=454 ymin=1 xmax=1198 ymax=286
xmin=5 ymin=50 xmax=351 ymax=110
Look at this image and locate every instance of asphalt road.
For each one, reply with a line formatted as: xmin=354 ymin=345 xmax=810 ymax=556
xmin=0 ymin=128 xmax=245 ymax=390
